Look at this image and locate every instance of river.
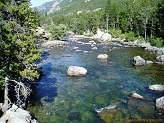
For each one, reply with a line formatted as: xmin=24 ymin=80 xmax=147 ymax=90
xmin=27 ymin=38 xmax=164 ymax=123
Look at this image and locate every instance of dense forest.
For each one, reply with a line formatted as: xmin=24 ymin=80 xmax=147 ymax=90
xmin=42 ymin=0 xmax=164 ymax=47
xmin=0 ymin=0 xmax=41 ymax=112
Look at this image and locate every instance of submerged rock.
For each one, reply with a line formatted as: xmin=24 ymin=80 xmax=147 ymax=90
xmin=97 ymin=54 xmax=108 ymax=59
xmin=67 ymin=66 xmax=87 ymax=76
xmin=98 ymin=108 xmax=118 ymax=122
xmin=149 ymin=84 xmax=164 ymax=92
xmin=132 ymin=56 xmax=145 ymax=66
xmin=128 ymin=96 xmax=155 ymax=115
xmin=156 ymin=96 xmax=164 ymax=113
xmin=67 ymin=112 xmax=82 ymax=121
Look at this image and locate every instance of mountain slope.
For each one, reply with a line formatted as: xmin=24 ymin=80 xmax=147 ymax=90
xmin=36 ymin=0 xmax=107 ymax=15
xmin=35 ymin=0 xmax=56 ymax=14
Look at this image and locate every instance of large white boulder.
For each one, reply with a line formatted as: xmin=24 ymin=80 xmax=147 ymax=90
xmin=101 ymin=33 xmax=112 ymax=42
xmin=92 ymin=29 xmax=112 ymax=42
xmin=67 ymin=66 xmax=87 ymax=76
xmin=96 ymin=29 xmax=104 ymax=38
xmin=156 ymin=96 xmax=164 ymax=112
xmin=149 ymin=84 xmax=164 ymax=92
xmin=132 ymin=56 xmax=145 ymax=66
xmin=97 ymin=54 xmax=108 ymax=59
xmin=0 ymin=104 xmax=38 ymax=123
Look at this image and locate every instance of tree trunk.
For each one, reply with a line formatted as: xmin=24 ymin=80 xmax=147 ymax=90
xmin=144 ymin=18 xmax=148 ymax=39
xmin=2 ymin=59 xmax=10 ymax=113
xmin=106 ymin=15 xmax=109 ymax=32
xmin=2 ymin=76 xmax=9 ymax=113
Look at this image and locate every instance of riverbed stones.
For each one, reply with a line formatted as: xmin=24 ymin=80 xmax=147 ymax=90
xmin=128 ymin=96 xmax=155 ymax=115
xmin=132 ymin=56 xmax=145 ymax=66
xmin=97 ymin=54 xmax=108 ymax=59
xmin=156 ymin=96 xmax=164 ymax=113
xmin=41 ymin=40 xmax=68 ymax=48
xmin=67 ymin=66 xmax=87 ymax=76
xmin=149 ymin=84 xmax=164 ymax=92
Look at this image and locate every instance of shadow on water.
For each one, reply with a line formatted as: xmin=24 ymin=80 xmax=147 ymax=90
xmin=28 ymin=57 xmax=58 ymax=105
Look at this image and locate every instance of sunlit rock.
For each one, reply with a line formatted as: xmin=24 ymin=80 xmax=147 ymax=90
xmin=97 ymin=54 xmax=108 ymax=59
xmin=36 ymin=27 xmax=50 ymax=40
xmin=92 ymin=47 xmax=98 ymax=50
xmin=156 ymin=55 xmax=164 ymax=62
xmin=72 ymin=47 xmax=79 ymax=50
xmin=146 ymin=60 xmax=153 ymax=65
xmin=0 ymin=104 xmax=38 ymax=123
xmin=132 ymin=93 xmax=144 ymax=99
xmin=67 ymin=66 xmax=87 ymax=76
xmin=156 ymin=48 xmax=164 ymax=55
xmin=156 ymin=96 xmax=164 ymax=113
xmin=132 ymin=56 xmax=145 ymax=66
xmin=149 ymin=84 xmax=164 ymax=92
xmin=101 ymin=33 xmax=112 ymax=42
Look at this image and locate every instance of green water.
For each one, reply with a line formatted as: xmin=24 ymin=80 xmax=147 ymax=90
xmin=28 ymin=39 xmax=164 ymax=123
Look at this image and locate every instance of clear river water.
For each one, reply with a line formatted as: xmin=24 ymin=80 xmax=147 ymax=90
xmin=27 ymin=38 xmax=164 ymax=123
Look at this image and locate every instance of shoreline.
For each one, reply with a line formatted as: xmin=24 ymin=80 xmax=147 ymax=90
xmin=68 ymin=34 xmax=164 ymax=64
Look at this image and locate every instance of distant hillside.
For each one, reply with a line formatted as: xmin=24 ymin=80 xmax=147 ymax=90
xmin=36 ymin=0 xmax=107 ymax=15
xmin=35 ymin=0 xmax=56 ymax=14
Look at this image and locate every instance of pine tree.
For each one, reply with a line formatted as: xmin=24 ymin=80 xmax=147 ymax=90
xmin=0 ymin=0 xmax=41 ymax=112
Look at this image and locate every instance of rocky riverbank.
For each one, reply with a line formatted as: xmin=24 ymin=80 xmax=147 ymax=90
xmin=0 ymin=104 xmax=38 ymax=123
xmin=112 ymin=37 xmax=164 ymax=64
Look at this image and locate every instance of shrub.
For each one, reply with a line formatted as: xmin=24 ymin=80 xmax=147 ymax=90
xmin=108 ymin=29 xmax=122 ymax=38
xmin=148 ymin=37 xmax=164 ymax=47
xmin=49 ymin=24 xmax=67 ymax=40
xmin=120 ymin=31 xmax=137 ymax=41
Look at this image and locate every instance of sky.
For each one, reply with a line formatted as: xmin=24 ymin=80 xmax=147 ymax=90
xmin=30 ymin=0 xmax=53 ymax=7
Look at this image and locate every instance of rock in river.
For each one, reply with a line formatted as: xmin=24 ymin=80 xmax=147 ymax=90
xmin=132 ymin=92 xmax=144 ymax=99
xmin=156 ymin=96 xmax=164 ymax=113
xmin=156 ymin=55 xmax=164 ymax=62
xmin=97 ymin=54 xmax=108 ymax=59
xmin=149 ymin=84 xmax=164 ymax=92
xmin=67 ymin=66 xmax=87 ymax=76
xmin=132 ymin=56 xmax=145 ymax=66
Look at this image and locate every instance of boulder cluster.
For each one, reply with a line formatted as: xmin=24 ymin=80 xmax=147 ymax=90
xmin=0 ymin=104 xmax=38 ymax=123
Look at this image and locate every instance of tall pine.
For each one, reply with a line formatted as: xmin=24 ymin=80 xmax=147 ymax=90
xmin=0 ymin=0 xmax=41 ymax=112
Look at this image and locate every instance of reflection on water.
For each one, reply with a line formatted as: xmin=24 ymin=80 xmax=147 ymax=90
xmin=28 ymin=39 xmax=164 ymax=123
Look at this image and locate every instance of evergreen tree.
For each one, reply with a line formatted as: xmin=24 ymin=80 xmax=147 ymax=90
xmin=0 ymin=0 xmax=41 ymax=112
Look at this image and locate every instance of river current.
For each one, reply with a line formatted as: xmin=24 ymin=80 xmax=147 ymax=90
xmin=27 ymin=38 xmax=164 ymax=123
